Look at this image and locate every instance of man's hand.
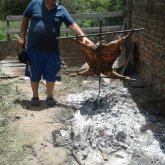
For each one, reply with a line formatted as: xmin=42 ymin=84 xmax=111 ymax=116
xmin=17 ymin=37 xmax=26 ymax=48
xmin=69 ymin=23 xmax=94 ymax=45
xmin=82 ymin=37 xmax=94 ymax=45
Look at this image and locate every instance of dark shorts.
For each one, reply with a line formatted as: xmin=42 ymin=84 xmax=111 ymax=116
xmin=25 ymin=49 xmax=61 ymax=82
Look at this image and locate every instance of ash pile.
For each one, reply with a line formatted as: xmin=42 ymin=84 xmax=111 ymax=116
xmin=56 ymin=77 xmax=165 ymax=165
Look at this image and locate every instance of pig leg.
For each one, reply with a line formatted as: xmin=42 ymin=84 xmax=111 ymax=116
xmin=77 ymin=68 xmax=96 ymax=76
xmin=104 ymin=71 xmax=126 ymax=79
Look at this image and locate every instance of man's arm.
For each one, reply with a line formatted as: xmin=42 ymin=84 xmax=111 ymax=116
xmin=17 ymin=16 xmax=30 ymax=48
xmin=69 ymin=23 xmax=94 ymax=45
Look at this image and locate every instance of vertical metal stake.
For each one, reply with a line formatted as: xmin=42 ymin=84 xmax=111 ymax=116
xmin=97 ymin=19 xmax=102 ymax=99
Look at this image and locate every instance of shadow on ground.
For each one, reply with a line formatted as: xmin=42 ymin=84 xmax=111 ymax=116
xmin=123 ymin=72 xmax=165 ymax=158
xmin=13 ymin=98 xmax=78 ymax=112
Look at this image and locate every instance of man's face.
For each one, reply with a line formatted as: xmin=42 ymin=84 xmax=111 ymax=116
xmin=49 ymin=0 xmax=57 ymax=2
xmin=46 ymin=0 xmax=57 ymax=3
xmin=45 ymin=0 xmax=57 ymax=6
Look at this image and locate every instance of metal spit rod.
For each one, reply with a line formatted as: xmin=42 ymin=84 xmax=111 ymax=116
xmin=57 ymin=28 xmax=144 ymax=40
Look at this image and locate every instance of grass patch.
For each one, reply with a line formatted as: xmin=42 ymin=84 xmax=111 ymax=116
xmin=0 ymin=20 xmax=21 ymax=41
xmin=0 ymin=20 xmax=7 ymax=41
xmin=0 ymin=79 xmax=32 ymax=165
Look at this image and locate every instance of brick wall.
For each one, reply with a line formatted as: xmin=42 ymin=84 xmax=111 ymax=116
xmin=0 ymin=40 xmax=86 ymax=67
xmin=59 ymin=39 xmax=85 ymax=67
xmin=132 ymin=0 xmax=165 ymax=97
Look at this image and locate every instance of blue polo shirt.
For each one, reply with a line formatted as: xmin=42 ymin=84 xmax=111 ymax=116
xmin=23 ymin=0 xmax=75 ymax=52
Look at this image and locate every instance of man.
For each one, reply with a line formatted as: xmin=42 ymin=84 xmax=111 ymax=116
xmin=18 ymin=0 xmax=93 ymax=107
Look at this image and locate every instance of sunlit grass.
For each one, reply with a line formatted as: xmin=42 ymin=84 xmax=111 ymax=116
xmin=0 ymin=20 xmax=7 ymax=41
xmin=0 ymin=20 xmax=21 ymax=41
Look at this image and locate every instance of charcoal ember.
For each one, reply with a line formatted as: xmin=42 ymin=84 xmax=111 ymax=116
xmin=115 ymin=131 xmax=127 ymax=142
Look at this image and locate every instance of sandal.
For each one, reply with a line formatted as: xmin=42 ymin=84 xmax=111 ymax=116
xmin=46 ymin=97 xmax=56 ymax=107
xmin=31 ymin=97 xmax=40 ymax=106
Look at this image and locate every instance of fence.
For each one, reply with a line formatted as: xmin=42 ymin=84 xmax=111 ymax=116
xmin=6 ymin=11 xmax=123 ymax=41
xmin=5 ymin=11 xmax=124 ymax=66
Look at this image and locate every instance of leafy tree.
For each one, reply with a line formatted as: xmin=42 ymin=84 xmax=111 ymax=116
xmin=61 ymin=0 xmax=124 ymax=27
xmin=0 ymin=0 xmax=124 ymax=18
xmin=60 ymin=0 xmax=91 ymax=13
xmin=0 ymin=0 xmax=124 ymax=27
xmin=0 ymin=0 xmax=30 ymax=19
xmin=61 ymin=0 xmax=124 ymax=13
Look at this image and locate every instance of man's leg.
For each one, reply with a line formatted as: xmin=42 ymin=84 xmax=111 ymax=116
xmin=46 ymin=81 xmax=56 ymax=107
xmin=31 ymin=81 xmax=40 ymax=98
xmin=30 ymin=81 xmax=40 ymax=106
xmin=44 ymin=52 xmax=61 ymax=107
xmin=46 ymin=81 xmax=55 ymax=98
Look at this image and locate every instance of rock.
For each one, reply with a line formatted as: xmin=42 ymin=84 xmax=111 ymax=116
xmin=15 ymin=115 xmax=21 ymax=119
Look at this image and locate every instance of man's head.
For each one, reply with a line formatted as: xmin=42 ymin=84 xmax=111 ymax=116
xmin=44 ymin=0 xmax=57 ymax=6
xmin=45 ymin=0 xmax=57 ymax=2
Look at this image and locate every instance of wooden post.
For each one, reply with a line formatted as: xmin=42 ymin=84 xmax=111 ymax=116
xmin=125 ymin=0 xmax=133 ymax=72
xmin=125 ymin=0 xmax=132 ymax=30
xmin=6 ymin=19 xmax=10 ymax=41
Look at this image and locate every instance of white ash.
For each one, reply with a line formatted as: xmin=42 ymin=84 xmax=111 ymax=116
xmin=64 ymin=80 xmax=165 ymax=165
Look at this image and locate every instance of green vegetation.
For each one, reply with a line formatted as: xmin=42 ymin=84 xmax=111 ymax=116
xmin=0 ymin=0 xmax=124 ymax=18
xmin=0 ymin=0 xmax=31 ymax=19
xmin=0 ymin=20 xmax=21 ymax=41
xmin=0 ymin=20 xmax=6 ymax=40
xmin=61 ymin=0 xmax=124 ymax=13
xmin=0 ymin=0 xmax=124 ymax=41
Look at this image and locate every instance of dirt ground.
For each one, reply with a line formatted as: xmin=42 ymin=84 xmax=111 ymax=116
xmin=0 ymin=69 xmax=83 ymax=165
xmin=0 ymin=67 xmax=165 ymax=165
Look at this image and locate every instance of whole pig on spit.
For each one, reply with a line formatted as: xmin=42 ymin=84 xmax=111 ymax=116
xmin=76 ymin=32 xmax=132 ymax=79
